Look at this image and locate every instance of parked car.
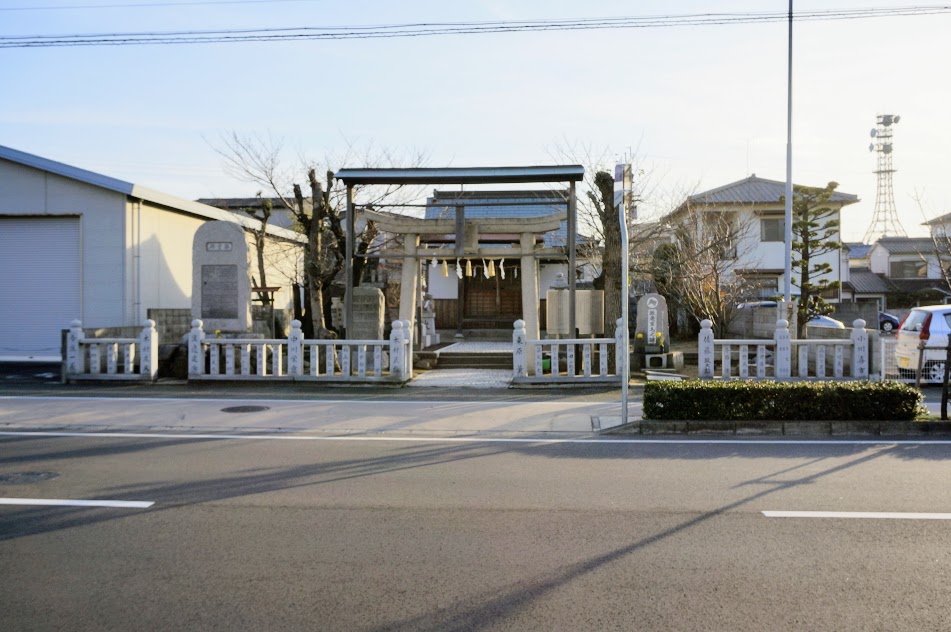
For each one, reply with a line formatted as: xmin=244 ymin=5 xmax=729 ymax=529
xmin=879 ymin=312 xmax=900 ymax=333
xmin=735 ymin=300 xmax=777 ymax=309
xmin=807 ymin=315 xmax=845 ymax=329
xmin=893 ymin=305 xmax=951 ymax=383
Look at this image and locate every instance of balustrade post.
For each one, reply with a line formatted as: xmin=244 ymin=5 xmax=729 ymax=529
xmin=288 ymin=319 xmax=304 ymax=376
xmin=851 ymin=318 xmax=869 ymax=379
xmin=698 ymin=319 xmax=715 ymax=379
xmin=187 ymin=319 xmax=205 ymax=377
xmin=513 ymin=320 xmax=528 ymax=378
xmin=774 ymin=319 xmax=792 ymax=379
xmin=402 ymin=319 xmax=413 ymax=377
xmin=615 ymin=318 xmax=625 ymax=378
xmin=66 ymin=319 xmax=84 ymax=376
xmin=272 ymin=343 xmax=283 ymax=377
xmin=389 ymin=321 xmax=404 ymax=379
xmin=140 ymin=319 xmax=158 ymax=380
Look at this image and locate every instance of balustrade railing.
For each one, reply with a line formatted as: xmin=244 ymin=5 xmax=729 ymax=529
xmin=513 ymin=318 xmax=625 ymax=384
xmin=188 ymin=319 xmax=412 ymax=382
xmin=699 ymin=318 xmax=869 ymax=380
xmin=65 ymin=319 xmax=158 ymax=382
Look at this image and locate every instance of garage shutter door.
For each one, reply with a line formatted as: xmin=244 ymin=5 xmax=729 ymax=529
xmin=0 ymin=217 xmax=81 ymax=359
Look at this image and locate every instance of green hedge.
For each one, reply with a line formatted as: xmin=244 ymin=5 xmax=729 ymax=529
xmin=643 ymin=380 xmax=924 ymax=421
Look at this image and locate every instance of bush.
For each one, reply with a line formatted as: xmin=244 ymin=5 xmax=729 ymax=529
xmin=643 ymin=380 xmax=924 ymax=421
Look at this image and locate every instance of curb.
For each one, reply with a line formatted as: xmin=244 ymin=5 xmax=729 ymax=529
xmin=605 ymin=420 xmax=951 ymax=436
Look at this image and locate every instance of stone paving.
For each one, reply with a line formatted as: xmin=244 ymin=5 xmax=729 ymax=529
xmin=407 ymin=368 xmax=512 ymax=388
xmin=437 ymin=342 xmax=511 ymax=354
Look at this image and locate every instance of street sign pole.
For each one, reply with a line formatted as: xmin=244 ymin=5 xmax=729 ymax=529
xmin=620 ymin=196 xmax=630 ymax=426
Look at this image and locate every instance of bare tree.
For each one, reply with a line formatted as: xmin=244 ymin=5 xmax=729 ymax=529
xmin=916 ymin=192 xmax=951 ymax=299
xmin=548 ymin=141 xmax=667 ymax=338
xmin=229 ymin=193 xmax=275 ymax=305
xmin=212 ymin=133 xmax=426 ymax=339
xmin=656 ymin=211 xmax=756 ymax=337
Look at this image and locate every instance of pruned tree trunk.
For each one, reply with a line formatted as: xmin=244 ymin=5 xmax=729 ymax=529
xmin=595 ymin=171 xmax=623 ymax=340
xmin=294 ymin=180 xmax=334 ymax=340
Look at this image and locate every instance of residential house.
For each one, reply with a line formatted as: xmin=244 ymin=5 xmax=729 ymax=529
xmin=664 ymin=175 xmax=859 ymax=301
xmin=864 ymin=237 xmax=951 ymax=307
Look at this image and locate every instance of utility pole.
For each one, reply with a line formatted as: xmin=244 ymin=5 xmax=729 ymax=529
xmin=783 ymin=0 xmax=794 ymax=304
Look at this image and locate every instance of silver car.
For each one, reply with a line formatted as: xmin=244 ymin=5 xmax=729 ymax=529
xmin=894 ymin=305 xmax=951 ymax=383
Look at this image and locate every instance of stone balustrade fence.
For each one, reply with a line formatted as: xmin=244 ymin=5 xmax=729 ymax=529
xmin=65 ymin=319 xmax=158 ymax=382
xmin=187 ymin=319 xmax=412 ymax=383
xmin=513 ymin=318 xmax=625 ymax=384
xmin=699 ymin=318 xmax=869 ymax=381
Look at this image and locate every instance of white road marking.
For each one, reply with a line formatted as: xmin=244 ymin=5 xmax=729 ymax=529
xmin=2 ymin=430 xmax=951 ymax=446
xmin=763 ymin=511 xmax=951 ymax=520
xmin=0 ymin=395 xmax=602 ymax=407
xmin=0 ymin=498 xmax=154 ymax=508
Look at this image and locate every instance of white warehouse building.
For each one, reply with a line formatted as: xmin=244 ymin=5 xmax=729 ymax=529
xmin=0 ymin=145 xmax=304 ymax=360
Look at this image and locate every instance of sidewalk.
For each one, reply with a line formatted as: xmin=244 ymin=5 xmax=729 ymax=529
xmin=0 ymin=394 xmax=622 ymax=437
xmin=2 ymin=363 xmax=950 ymax=438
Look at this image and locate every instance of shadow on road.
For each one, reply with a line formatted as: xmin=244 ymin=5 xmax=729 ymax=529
xmin=367 ymin=446 xmax=901 ymax=632
xmin=2 ymin=435 xmax=948 ymax=548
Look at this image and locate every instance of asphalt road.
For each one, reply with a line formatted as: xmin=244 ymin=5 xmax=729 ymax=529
xmin=2 ymin=426 xmax=951 ymax=630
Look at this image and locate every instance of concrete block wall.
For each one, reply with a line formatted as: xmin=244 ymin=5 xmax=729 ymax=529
xmin=830 ymin=303 xmax=879 ymax=326
xmin=147 ymin=308 xmax=192 ymax=343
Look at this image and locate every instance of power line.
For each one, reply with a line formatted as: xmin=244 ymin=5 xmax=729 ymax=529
xmin=2 ymin=5 xmax=949 ymax=48
xmin=0 ymin=0 xmax=323 ymax=10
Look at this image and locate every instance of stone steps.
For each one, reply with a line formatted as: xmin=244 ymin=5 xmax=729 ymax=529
xmin=437 ymin=352 xmax=512 ymax=369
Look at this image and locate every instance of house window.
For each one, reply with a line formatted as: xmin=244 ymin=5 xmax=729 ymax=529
xmin=760 ymin=218 xmax=785 ymax=242
xmin=890 ymin=260 xmax=927 ymax=278
xmin=818 ymin=286 xmax=839 ymax=300
xmin=747 ymin=278 xmax=779 ymax=299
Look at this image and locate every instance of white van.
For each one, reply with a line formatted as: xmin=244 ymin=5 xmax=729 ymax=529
xmin=894 ymin=305 xmax=951 ymax=383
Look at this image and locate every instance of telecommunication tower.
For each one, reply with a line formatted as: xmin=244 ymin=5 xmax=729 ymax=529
xmin=863 ymin=114 xmax=906 ymax=243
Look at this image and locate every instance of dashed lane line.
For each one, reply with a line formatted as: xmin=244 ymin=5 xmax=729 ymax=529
xmin=0 ymin=498 xmax=154 ymax=509
xmin=763 ymin=511 xmax=951 ymax=520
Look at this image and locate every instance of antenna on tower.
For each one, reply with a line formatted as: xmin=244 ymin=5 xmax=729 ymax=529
xmin=863 ymin=114 xmax=906 ymax=243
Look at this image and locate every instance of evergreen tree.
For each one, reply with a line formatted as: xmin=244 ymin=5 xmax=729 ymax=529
xmin=784 ymin=181 xmax=842 ymax=337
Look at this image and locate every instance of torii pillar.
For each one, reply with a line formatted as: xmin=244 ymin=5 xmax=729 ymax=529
xmin=520 ymin=232 xmax=540 ymax=375
xmin=399 ymin=233 xmax=420 ymax=335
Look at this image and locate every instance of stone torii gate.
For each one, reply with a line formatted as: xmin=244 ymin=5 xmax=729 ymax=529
xmin=334 ymin=166 xmax=584 ymax=364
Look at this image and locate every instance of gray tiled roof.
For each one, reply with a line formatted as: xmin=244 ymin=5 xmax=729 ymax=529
xmin=197 ymin=197 xmax=294 ymax=210
xmin=876 ymin=237 xmax=935 ymax=255
xmin=687 ymin=175 xmax=858 ymax=206
xmin=847 ymin=270 xmax=890 ymax=294
xmin=424 ymin=190 xmax=586 ymax=247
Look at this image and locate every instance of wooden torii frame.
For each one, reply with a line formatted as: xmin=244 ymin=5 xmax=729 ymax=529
xmin=334 ymin=166 xmax=584 ymax=368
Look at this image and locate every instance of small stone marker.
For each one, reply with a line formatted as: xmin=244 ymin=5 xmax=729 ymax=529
xmin=192 ymin=221 xmax=251 ymax=332
xmin=420 ymin=293 xmax=440 ymax=348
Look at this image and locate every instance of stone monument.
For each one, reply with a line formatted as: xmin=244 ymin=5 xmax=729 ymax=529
xmin=634 ymin=293 xmax=682 ymax=371
xmin=635 ymin=293 xmax=669 ymax=353
xmin=351 ymin=286 xmax=385 ymax=340
xmin=192 ymin=221 xmax=251 ymax=333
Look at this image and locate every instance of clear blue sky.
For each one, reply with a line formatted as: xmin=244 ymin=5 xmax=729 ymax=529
xmin=2 ymin=0 xmax=948 ymax=240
